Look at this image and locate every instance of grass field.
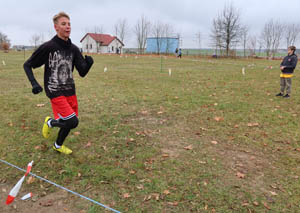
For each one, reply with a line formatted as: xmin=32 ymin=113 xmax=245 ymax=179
xmin=1 ymin=51 xmax=300 ymax=212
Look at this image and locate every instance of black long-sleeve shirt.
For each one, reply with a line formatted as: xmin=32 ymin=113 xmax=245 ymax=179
xmin=280 ymin=53 xmax=298 ymax=74
xmin=24 ymin=35 xmax=93 ymax=99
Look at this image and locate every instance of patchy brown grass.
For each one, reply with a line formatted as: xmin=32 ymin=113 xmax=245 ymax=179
xmin=1 ymin=52 xmax=300 ymax=212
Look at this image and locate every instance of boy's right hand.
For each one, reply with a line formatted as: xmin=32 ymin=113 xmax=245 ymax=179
xmin=32 ymin=82 xmax=43 ymax=94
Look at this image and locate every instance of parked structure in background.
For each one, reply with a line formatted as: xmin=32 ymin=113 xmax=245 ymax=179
xmin=80 ymin=33 xmax=124 ymax=54
xmin=146 ymin=37 xmax=179 ymax=54
xmin=12 ymin=45 xmax=35 ymax=51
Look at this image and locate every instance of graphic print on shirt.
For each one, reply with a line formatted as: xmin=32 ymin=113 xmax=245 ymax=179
xmin=48 ymin=50 xmax=74 ymax=93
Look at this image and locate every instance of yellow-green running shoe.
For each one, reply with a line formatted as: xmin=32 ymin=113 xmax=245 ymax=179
xmin=53 ymin=145 xmax=73 ymax=155
xmin=42 ymin=116 xmax=52 ymax=138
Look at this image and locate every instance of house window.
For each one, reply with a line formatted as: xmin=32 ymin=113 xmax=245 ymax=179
xmin=112 ymin=46 xmax=114 ymax=52
xmin=86 ymin=44 xmax=88 ymax=50
xmin=90 ymin=44 xmax=92 ymax=49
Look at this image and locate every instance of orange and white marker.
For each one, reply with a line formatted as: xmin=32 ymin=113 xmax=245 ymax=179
xmin=6 ymin=161 xmax=33 ymax=205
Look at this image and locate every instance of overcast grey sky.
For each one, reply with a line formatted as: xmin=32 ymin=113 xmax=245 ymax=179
xmin=1 ymin=0 xmax=300 ymax=48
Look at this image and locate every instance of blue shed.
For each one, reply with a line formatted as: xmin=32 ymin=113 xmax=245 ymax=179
xmin=146 ymin=37 xmax=179 ymax=54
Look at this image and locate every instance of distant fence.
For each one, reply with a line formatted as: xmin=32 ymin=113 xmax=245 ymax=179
xmin=123 ymin=48 xmax=288 ymax=58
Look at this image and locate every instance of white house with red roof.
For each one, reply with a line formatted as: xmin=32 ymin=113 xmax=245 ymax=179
xmin=80 ymin=33 xmax=124 ymax=54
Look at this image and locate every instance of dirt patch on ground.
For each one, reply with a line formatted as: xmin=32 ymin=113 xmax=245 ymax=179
xmin=159 ymin=127 xmax=190 ymax=158
xmin=0 ymin=183 xmax=89 ymax=213
xmin=127 ymin=110 xmax=278 ymax=197
xmin=204 ymin=139 xmax=277 ymax=195
xmin=125 ymin=111 xmax=188 ymax=158
xmin=150 ymin=119 xmax=191 ymax=158
xmin=150 ymin=113 xmax=275 ymax=195
xmin=220 ymin=148 xmax=270 ymax=189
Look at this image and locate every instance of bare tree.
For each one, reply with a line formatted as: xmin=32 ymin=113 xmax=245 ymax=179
xmin=176 ymin=33 xmax=182 ymax=48
xmin=196 ymin=31 xmax=201 ymax=55
xmin=210 ymin=3 xmax=243 ymax=56
xmin=0 ymin=31 xmax=10 ymax=50
xmin=260 ymin=22 xmax=272 ymax=57
xmin=210 ymin=20 xmax=223 ymax=55
xmin=151 ymin=21 xmax=165 ymax=54
xmin=30 ymin=33 xmax=44 ymax=49
xmin=241 ymin=26 xmax=249 ymax=57
xmin=247 ymin=34 xmax=257 ymax=56
xmin=1 ymin=42 xmax=10 ymax=52
xmin=260 ymin=19 xmax=285 ymax=57
xmin=271 ymin=22 xmax=284 ymax=57
xmin=257 ymin=39 xmax=263 ymax=57
xmin=285 ymin=23 xmax=300 ymax=48
xmin=114 ymin=18 xmax=129 ymax=43
xmin=164 ymin=23 xmax=174 ymax=54
xmin=133 ymin=15 xmax=151 ymax=54
xmin=85 ymin=26 xmax=105 ymax=34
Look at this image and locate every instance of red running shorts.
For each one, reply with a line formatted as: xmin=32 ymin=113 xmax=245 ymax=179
xmin=50 ymin=95 xmax=78 ymax=120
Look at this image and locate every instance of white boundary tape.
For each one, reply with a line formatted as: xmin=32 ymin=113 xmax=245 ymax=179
xmin=0 ymin=159 xmax=121 ymax=213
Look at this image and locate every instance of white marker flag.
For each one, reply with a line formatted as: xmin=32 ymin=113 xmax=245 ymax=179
xmin=21 ymin=192 xmax=33 ymax=200
xmin=242 ymin=67 xmax=245 ymax=75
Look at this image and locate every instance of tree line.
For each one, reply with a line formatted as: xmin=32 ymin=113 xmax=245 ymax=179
xmin=109 ymin=4 xmax=300 ymax=57
xmin=2 ymin=3 xmax=300 ymax=56
xmin=210 ymin=3 xmax=300 ymax=57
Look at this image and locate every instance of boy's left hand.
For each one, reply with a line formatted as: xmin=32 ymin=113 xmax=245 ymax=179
xmin=85 ymin=55 xmax=94 ymax=66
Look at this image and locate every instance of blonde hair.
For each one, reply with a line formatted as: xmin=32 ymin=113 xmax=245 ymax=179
xmin=53 ymin=12 xmax=70 ymax=24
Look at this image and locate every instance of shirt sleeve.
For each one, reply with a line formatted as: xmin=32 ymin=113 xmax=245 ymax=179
xmin=23 ymin=43 xmax=49 ymax=85
xmin=24 ymin=43 xmax=49 ymax=68
xmin=73 ymin=46 xmax=93 ymax=77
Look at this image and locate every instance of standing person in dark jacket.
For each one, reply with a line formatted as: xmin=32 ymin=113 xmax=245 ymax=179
xmin=178 ymin=48 xmax=182 ymax=58
xmin=23 ymin=12 xmax=94 ymax=154
xmin=276 ymin=46 xmax=298 ymax=98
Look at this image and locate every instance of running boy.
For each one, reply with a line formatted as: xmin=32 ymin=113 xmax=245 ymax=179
xmin=23 ymin=12 xmax=94 ymax=154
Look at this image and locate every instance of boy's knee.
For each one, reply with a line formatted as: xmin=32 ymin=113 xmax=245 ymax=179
xmin=66 ymin=116 xmax=79 ymax=129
